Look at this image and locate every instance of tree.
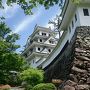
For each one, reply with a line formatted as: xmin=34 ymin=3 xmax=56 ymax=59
xmin=0 ymin=0 xmax=81 ymax=15
xmin=0 ymin=0 xmax=64 ymax=15
xmin=0 ymin=18 xmax=25 ymax=84
xmin=48 ymin=15 xmax=61 ymax=37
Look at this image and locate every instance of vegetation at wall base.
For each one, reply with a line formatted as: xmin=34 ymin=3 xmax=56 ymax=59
xmin=20 ymin=68 xmax=44 ymax=87
xmin=32 ymin=83 xmax=56 ymax=90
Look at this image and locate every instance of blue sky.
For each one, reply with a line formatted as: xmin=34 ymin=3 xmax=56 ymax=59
xmin=0 ymin=2 xmax=61 ymax=53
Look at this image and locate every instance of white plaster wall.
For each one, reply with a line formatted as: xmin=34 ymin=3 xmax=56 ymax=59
xmin=60 ymin=6 xmax=90 ymax=43
xmin=68 ymin=8 xmax=81 ymax=42
xmin=44 ymin=37 xmax=56 ymax=45
xmin=78 ymin=7 xmax=90 ymax=26
xmin=30 ymin=57 xmax=47 ymax=68
xmin=39 ymin=31 xmax=42 ymax=35
xmin=38 ymin=38 xmax=44 ymax=43
xmin=46 ymin=32 xmax=49 ymax=37
xmin=36 ymin=47 xmax=43 ymax=52
xmin=41 ymin=48 xmax=48 ymax=53
xmin=29 ymin=58 xmax=35 ymax=67
xmin=69 ymin=7 xmax=90 ymax=42
xmin=43 ymin=48 xmax=52 ymax=53
xmin=35 ymin=56 xmax=41 ymax=62
xmin=36 ymin=58 xmax=46 ymax=67
xmin=29 ymin=56 xmax=41 ymax=68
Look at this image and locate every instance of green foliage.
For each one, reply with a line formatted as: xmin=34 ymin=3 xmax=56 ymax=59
xmin=32 ymin=83 xmax=56 ymax=90
xmin=0 ymin=0 xmax=64 ymax=15
xmin=25 ymin=84 xmax=33 ymax=90
xmin=0 ymin=0 xmax=81 ymax=15
xmin=0 ymin=21 xmax=20 ymax=52
xmin=20 ymin=68 xmax=44 ymax=86
xmin=71 ymin=0 xmax=82 ymax=4
xmin=0 ymin=19 xmax=26 ymax=84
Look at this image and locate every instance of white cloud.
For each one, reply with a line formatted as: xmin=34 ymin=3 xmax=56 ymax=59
xmin=14 ymin=8 xmax=42 ymax=33
xmin=0 ymin=0 xmax=19 ymax=18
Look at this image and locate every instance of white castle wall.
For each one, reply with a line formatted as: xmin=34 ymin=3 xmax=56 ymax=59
xmin=78 ymin=7 xmax=90 ymax=26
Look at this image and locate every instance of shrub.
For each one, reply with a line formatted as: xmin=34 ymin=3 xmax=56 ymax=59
xmin=25 ymin=84 xmax=33 ymax=90
xmin=7 ymin=73 xmax=22 ymax=86
xmin=32 ymin=83 xmax=56 ymax=90
xmin=20 ymin=68 xmax=44 ymax=86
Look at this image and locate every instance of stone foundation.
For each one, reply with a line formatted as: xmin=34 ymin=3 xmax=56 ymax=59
xmin=60 ymin=26 xmax=90 ymax=90
xmin=44 ymin=26 xmax=90 ymax=90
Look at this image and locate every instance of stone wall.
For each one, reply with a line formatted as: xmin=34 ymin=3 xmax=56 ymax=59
xmin=61 ymin=26 xmax=90 ymax=90
xmin=44 ymin=26 xmax=90 ymax=90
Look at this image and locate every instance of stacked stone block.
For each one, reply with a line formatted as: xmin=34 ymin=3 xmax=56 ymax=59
xmin=62 ymin=27 xmax=90 ymax=90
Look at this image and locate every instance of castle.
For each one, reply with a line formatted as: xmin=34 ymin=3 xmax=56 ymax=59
xmin=22 ymin=25 xmax=58 ymax=68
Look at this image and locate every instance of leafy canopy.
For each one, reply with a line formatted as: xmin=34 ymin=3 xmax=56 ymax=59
xmin=0 ymin=0 xmax=81 ymax=14
xmin=0 ymin=0 xmax=63 ymax=15
xmin=0 ymin=18 xmax=25 ymax=84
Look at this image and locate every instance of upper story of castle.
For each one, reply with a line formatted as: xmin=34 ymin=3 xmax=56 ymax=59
xmin=25 ymin=25 xmax=58 ymax=48
xmin=22 ymin=25 xmax=58 ymax=59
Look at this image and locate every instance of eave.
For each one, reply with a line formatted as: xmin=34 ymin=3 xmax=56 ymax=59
xmin=22 ymin=42 xmax=56 ymax=55
xmin=26 ymin=52 xmax=48 ymax=61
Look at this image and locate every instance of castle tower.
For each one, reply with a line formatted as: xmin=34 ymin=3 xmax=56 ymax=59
xmin=22 ymin=25 xmax=58 ymax=68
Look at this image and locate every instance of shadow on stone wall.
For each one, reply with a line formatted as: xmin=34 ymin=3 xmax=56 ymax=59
xmin=44 ymin=29 xmax=77 ymax=82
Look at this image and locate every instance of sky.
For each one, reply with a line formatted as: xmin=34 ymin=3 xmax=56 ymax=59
xmin=0 ymin=2 xmax=61 ymax=53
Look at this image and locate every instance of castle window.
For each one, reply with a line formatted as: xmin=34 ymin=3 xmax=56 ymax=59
xmin=69 ymin=26 xmax=71 ymax=32
xmin=72 ymin=21 xmax=74 ymax=28
xmin=38 ymin=47 xmax=40 ymax=51
xmin=83 ymin=9 xmax=89 ymax=16
xmin=75 ymin=14 xmax=77 ymax=22
xmin=49 ymin=40 xmax=54 ymax=44
xmin=42 ymin=32 xmax=46 ymax=36
xmin=40 ymin=39 xmax=42 ymax=42
xmin=48 ymin=49 xmax=51 ymax=52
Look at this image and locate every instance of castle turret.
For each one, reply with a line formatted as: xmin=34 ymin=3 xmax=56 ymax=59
xmin=22 ymin=25 xmax=58 ymax=68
